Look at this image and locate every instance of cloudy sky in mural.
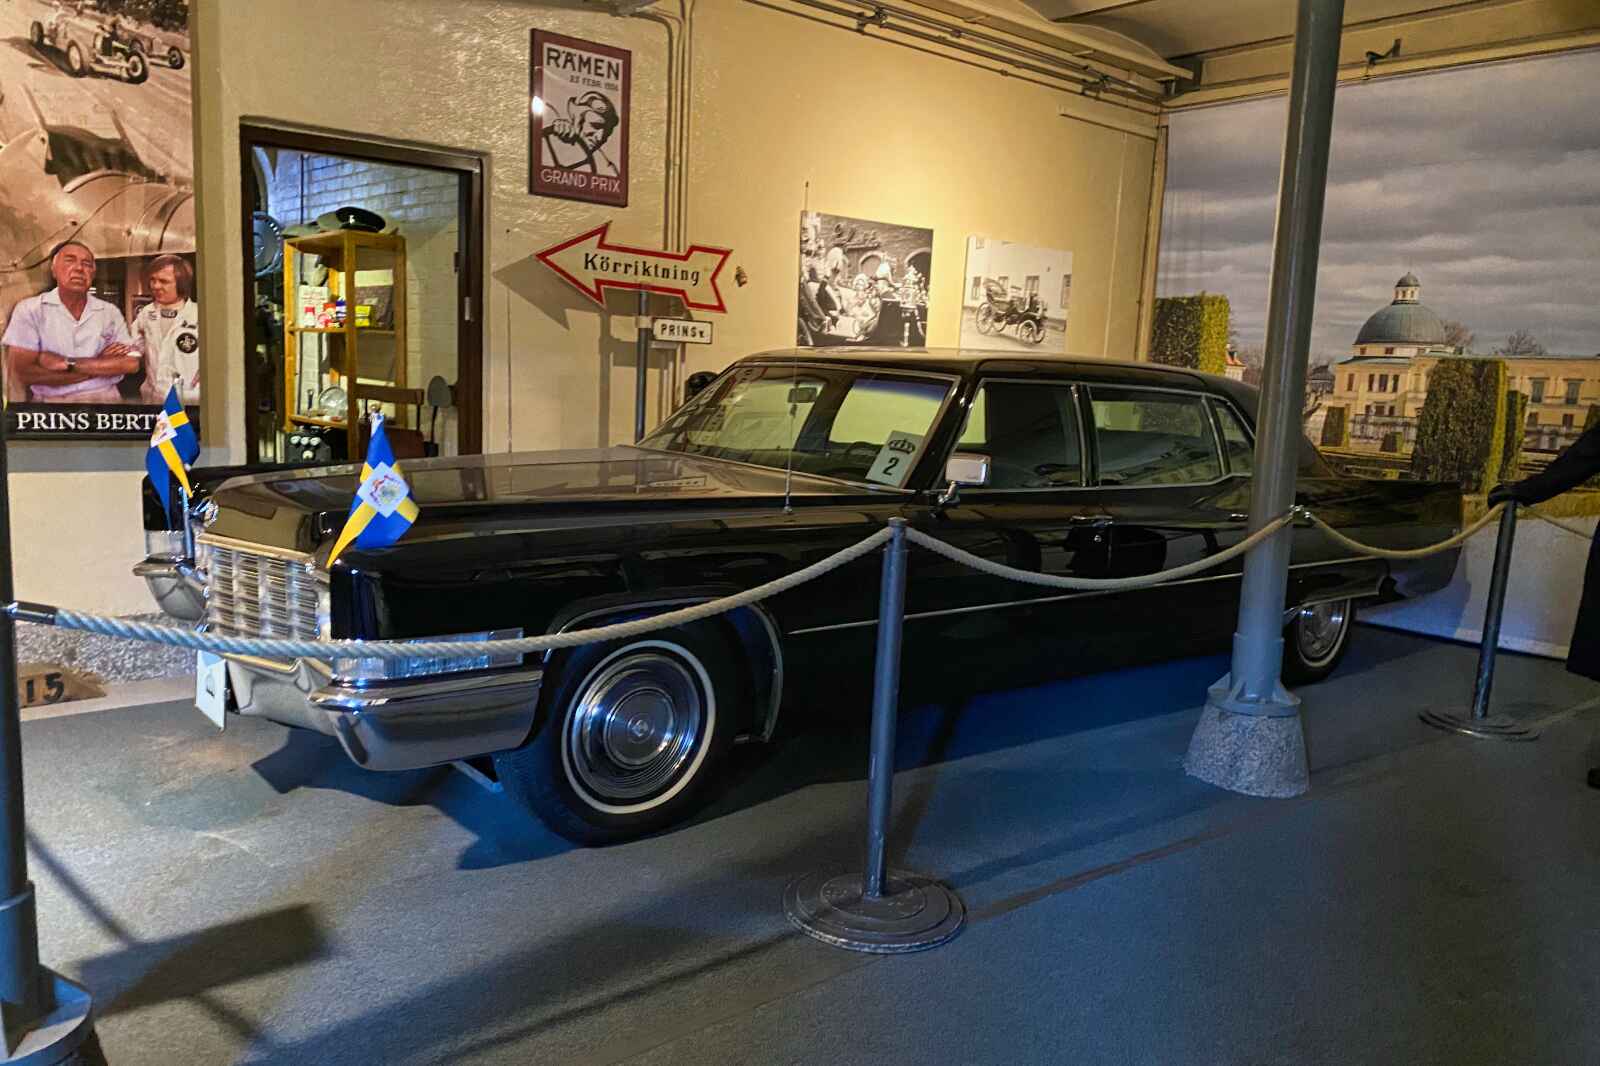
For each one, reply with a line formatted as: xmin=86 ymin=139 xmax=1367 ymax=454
xmin=1157 ymin=49 xmax=1600 ymax=362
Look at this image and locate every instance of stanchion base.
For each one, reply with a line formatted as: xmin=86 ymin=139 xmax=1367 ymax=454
xmin=784 ymin=868 xmax=964 ymax=954
xmin=3 ymin=970 xmax=97 ymax=1065
xmin=1419 ymin=709 xmax=1540 ymax=742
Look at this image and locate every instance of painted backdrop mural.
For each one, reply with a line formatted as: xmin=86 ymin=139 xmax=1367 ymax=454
xmin=0 ymin=0 xmax=195 ymax=439
xmin=1156 ymin=50 xmax=1599 ymax=473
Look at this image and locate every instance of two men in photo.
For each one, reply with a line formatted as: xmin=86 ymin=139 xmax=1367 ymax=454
xmin=2 ymin=241 xmax=199 ymax=405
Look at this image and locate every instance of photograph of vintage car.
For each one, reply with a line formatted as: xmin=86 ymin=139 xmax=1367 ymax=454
xmin=29 ymin=2 xmax=150 ymax=83
xmin=138 ymin=350 xmax=1461 ymax=844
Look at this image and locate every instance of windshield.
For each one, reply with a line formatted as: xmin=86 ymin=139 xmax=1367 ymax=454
xmin=640 ymin=363 xmax=953 ymax=488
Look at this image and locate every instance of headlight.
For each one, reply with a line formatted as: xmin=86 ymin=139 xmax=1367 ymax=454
xmin=331 ymin=629 xmax=523 ymax=685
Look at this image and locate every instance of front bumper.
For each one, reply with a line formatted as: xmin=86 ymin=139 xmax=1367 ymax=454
xmin=225 ymin=654 xmax=542 ymax=771
xmin=133 ymin=557 xmax=205 ymax=621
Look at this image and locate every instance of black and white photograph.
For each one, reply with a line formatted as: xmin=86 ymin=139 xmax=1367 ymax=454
xmin=798 ymin=210 xmax=931 ymax=347
xmin=960 ymin=235 xmax=1072 ymax=351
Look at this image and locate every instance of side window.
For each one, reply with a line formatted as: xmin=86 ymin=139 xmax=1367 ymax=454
xmin=1090 ymin=388 xmax=1223 ymax=486
xmin=1212 ymin=401 xmax=1253 ymax=475
xmin=957 ymin=382 xmax=1082 ymax=489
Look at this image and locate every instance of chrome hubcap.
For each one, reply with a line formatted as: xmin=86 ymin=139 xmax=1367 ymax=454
xmin=1296 ymin=600 xmax=1349 ymax=665
xmin=566 ymin=650 xmax=704 ymax=804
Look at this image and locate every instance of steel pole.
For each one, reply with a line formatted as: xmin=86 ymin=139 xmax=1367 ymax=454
xmin=1419 ymin=503 xmax=1537 ymax=740
xmin=1470 ymin=504 xmax=1518 ymax=720
xmin=634 ymin=292 xmax=649 ymax=443
xmin=0 ymin=423 xmax=44 ymax=1047
xmin=862 ymin=518 xmax=908 ymax=899
xmin=782 ymin=516 xmax=964 ymax=952
xmin=1226 ymin=0 xmax=1345 ymax=709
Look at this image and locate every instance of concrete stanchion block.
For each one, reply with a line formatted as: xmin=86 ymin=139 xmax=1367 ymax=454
xmin=1184 ymin=676 xmax=1309 ymax=798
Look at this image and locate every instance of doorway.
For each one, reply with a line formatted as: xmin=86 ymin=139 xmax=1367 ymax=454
xmin=239 ymin=124 xmax=484 ymax=464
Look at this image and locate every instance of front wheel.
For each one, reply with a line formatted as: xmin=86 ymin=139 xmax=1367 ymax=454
xmin=123 ymin=50 xmax=147 ymax=83
xmin=494 ymin=622 xmax=738 ymax=845
xmin=29 ymin=22 xmax=44 ymax=48
xmin=1018 ymin=319 xmax=1042 ymax=345
xmin=1283 ymin=598 xmax=1354 ymax=684
xmin=168 ymin=47 xmax=184 ymax=69
xmin=65 ymin=41 xmax=85 ymax=76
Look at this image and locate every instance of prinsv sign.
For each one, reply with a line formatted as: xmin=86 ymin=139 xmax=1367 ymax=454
xmin=535 ymin=223 xmax=732 ymax=312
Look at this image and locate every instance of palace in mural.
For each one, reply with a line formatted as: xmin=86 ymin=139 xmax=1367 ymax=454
xmin=1325 ymin=273 xmax=1600 ymax=458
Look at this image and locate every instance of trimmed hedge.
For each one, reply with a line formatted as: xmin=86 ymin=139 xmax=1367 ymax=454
xmin=1150 ymin=294 xmax=1229 ymax=375
xmin=1320 ymin=406 xmax=1349 ymax=448
xmin=1409 ymin=358 xmax=1508 ymax=492
xmin=1500 ymin=391 xmax=1527 ymax=482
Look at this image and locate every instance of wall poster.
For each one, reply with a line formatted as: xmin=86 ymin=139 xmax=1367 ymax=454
xmin=798 ymin=211 xmax=931 ymax=347
xmin=0 ymin=1 xmax=197 ymax=440
xmin=530 ymin=29 xmax=631 ymax=207
xmin=959 ymin=236 xmax=1072 ymax=352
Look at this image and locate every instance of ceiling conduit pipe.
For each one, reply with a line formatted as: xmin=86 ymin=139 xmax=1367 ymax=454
xmin=777 ymin=0 xmax=1159 ymax=110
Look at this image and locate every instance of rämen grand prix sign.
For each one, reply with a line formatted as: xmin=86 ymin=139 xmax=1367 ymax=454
xmin=535 ymin=223 xmax=732 ymax=312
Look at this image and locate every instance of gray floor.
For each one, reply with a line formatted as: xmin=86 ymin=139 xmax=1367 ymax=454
xmin=20 ymin=627 xmax=1600 ymax=1065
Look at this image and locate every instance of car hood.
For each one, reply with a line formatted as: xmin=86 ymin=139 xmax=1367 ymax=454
xmin=201 ymin=447 xmax=886 ymax=553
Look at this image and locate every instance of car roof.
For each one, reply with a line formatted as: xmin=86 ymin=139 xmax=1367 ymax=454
xmin=741 ymin=347 xmax=1241 ymax=393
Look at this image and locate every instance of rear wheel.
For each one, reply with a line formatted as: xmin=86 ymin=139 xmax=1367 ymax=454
xmin=494 ymin=622 xmax=738 ymax=845
xmin=29 ymin=22 xmax=44 ymax=48
xmin=975 ymin=303 xmax=997 ymax=335
xmin=1283 ymin=598 xmax=1354 ymax=684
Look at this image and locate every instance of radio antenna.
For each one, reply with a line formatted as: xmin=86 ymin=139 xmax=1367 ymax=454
xmin=784 ymin=182 xmax=811 ymax=515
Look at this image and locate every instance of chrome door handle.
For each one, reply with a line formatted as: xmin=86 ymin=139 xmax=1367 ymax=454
xmin=1228 ymin=512 xmax=1249 ymax=522
xmin=1069 ymin=515 xmax=1113 ymax=527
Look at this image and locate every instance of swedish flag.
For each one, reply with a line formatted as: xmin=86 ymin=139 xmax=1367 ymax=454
xmin=145 ymin=384 xmax=200 ymax=523
xmin=327 ymin=415 xmax=419 ymax=565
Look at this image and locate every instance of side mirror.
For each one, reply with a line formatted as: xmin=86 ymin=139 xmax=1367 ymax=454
xmin=944 ymin=452 xmax=990 ymax=487
xmin=938 ymin=452 xmax=989 ymax=506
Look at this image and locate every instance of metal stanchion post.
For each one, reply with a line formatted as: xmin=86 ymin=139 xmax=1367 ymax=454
xmin=634 ymin=292 xmax=649 ymax=443
xmin=784 ymin=519 xmax=965 ymax=953
xmin=0 ymin=431 xmax=99 ymax=1063
xmin=1421 ymin=503 xmax=1539 ymax=741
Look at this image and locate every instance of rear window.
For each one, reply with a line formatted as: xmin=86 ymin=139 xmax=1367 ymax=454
xmin=1089 ymin=387 xmax=1223 ymax=486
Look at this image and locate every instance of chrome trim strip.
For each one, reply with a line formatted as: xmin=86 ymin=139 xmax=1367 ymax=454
xmin=548 ymin=597 xmax=786 ymax=744
xmin=311 ymin=667 xmax=545 ymax=711
xmin=787 ymin=554 xmax=1382 ymax=635
xmin=195 ymin=533 xmax=315 ymax=564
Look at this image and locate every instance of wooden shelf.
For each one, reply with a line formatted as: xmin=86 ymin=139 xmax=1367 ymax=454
xmin=288 ymin=413 xmax=348 ymax=429
xmin=282 ymin=229 xmax=408 ymax=453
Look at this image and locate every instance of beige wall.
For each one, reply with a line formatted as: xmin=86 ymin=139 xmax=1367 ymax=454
xmin=14 ymin=0 xmax=1159 ymax=614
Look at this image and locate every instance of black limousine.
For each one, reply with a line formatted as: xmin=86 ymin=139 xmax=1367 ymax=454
xmin=136 ymin=350 xmax=1461 ymax=842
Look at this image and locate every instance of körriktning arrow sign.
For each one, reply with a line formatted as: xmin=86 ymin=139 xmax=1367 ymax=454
xmin=535 ymin=222 xmax=733 ymax=312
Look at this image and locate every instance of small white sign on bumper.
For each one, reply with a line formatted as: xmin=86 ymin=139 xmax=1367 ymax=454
xmin=195 ymin=651 xmax=228 ymax=730
xmin=652 ymin=318 xmax=713 ymax=345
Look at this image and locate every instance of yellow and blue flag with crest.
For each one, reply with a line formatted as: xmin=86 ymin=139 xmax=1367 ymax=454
xmin=145 ymin=384 xmax=199 ymax=523
xmin=327 ymin=414 xmax=418 ymax=565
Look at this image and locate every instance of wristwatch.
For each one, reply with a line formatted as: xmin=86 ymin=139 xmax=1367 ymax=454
xmin=64 ymin=357 xmax=77 ymax=373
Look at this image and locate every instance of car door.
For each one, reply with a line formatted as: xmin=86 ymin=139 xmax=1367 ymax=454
xmin=903 ymin=377 xmax=1127 ymax=690
xmin=1080 ymin=383 xmax=1250 ymax=663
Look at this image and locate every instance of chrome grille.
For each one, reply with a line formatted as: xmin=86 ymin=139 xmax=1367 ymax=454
xmin=203 ymin=541 xmax=324 ymax=640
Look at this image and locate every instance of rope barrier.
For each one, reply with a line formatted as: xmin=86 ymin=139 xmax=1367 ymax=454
xmin=16 ymin=527 xmax=895 ymax=662
xmin=1296 ymin=503 xmax=1507 ymax=560
xmin=903 ymin=511 xmax=1298 ymax=592
xmin=8 ymin=495 xmax=1585 ymax=662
